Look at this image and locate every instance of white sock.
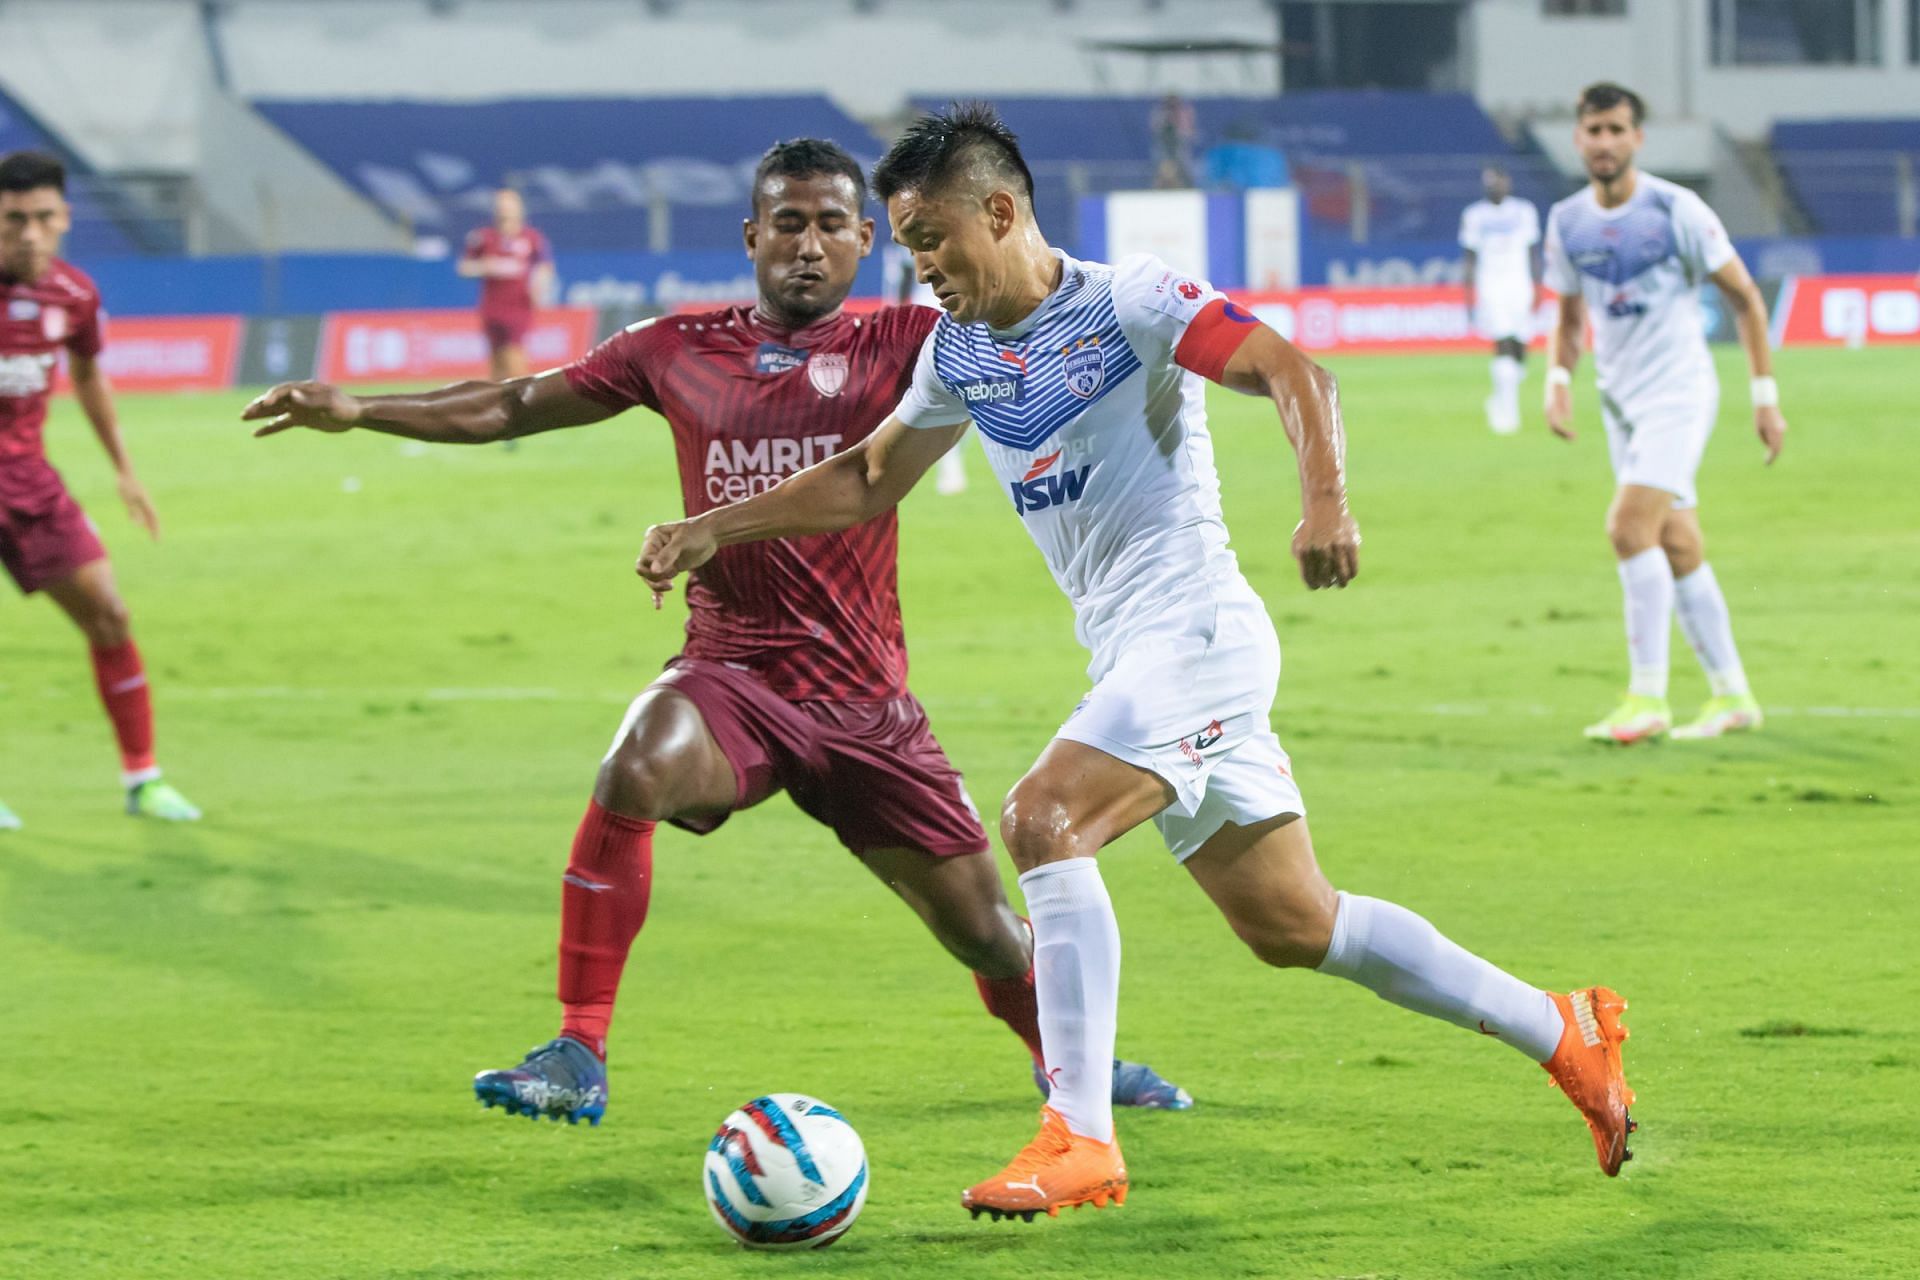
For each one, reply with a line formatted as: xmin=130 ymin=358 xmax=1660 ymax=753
xmin=1317 ymin=892 xmax=1564 ymax=1063
xmin=1492 ymin=354 xmax=1523 ymax=406
xmin=1617 ymin=547 xmax=1674 ymax=699
xmin=123 ymin=765 xmax=162 ymax=789
xmin=1674 ymin=563 xmax=1751 ymax=698
xmin=1018 ymin=858 xmax=1120 ymax=1143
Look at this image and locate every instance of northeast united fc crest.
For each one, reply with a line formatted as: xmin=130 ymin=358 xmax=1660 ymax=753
xmin=808 ymin=352 xmax=849 ymax=398
xmin=40 ymin=306 xmax=67 ymax=342
xmin=1060 ymin=335 xmax=1104 ymax=399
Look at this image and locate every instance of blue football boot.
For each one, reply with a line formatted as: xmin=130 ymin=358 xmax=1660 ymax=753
xmin=474 ymin=1036 xmax=608 ymax=1125
xmin=1034 ymin=1058 xmax=1195 ymax=1110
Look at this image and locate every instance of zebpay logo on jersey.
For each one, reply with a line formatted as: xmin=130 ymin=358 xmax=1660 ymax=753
xmin=954 ymin=376 xmax=1024 ymax=406
xmin=704 ymin=434 xmax=842 ymax=504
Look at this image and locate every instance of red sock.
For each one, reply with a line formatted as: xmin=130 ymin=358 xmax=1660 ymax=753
xmin=975 ymin=918 xmax=1045 ymax=1068
xmin=557 ymin=800 xmax=655 ymax=1059
xmin=90 ymin=641 xmax=155 ymax=776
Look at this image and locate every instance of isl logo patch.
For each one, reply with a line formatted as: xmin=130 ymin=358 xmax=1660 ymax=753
xmin=1060 ymin=335 xmax=1104 ymax=399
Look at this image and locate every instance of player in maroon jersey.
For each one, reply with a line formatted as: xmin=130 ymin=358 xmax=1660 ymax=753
xmin=458 ymin=187 xmax=554 ymax=381
xmin=0 ymin=151 xmax=200 ymax=827
xmin=244 ymin=138 xmax=1189 ymax=1121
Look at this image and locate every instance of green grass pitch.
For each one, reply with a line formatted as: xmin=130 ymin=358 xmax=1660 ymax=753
xmin=3 ymin=347 xmax=1916 ymax=1278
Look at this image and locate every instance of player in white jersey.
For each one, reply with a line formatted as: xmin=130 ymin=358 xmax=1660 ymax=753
xmin=1543 ymin=83 xmax=1787 ymax=744
xmin=886 ymin=241 xmax=969 ymax=495
xmin=1459 ymin=167 xmax=1541 ymax=434
xmin=638 ymin=104 xmax=1639 ymax=1212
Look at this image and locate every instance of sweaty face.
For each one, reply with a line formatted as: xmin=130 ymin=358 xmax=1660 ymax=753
xmin=886 ymin=188 xmax=1006 ymax=326
xmin=745 ymin=173 xmax=872 ymax=327
xmin=1575 ymin=105 xmax=1641 ymax=184
xmin=0 ymin=187 xmax=69 ymax=282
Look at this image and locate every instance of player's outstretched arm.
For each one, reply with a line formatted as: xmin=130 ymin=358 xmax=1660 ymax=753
xmin=243 ymin=372 xmax=615 ymax=444
xmin=635 ymin=415 xmax=966 ymax=605
xmin=1709 ymin=256 xmax=1787 ymax=465
xmin=1214 ymin=326 xmax=1359 ymax=590
xmin=69 ymin=351 xmax=160 ymax=540
xmin=1544 ymin=294 xmax=1585 ymax=441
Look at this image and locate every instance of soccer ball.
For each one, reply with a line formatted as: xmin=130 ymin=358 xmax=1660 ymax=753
xmin=702 ymin=1093 xmax=869 ymax=1250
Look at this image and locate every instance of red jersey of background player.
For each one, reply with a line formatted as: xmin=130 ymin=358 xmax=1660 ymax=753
xmin=563 ymin=303 xmax=939 ymax=702
xmin=0 ymin=258 xmax=102 ymax=508
xmin=462 ymin=225 xmax=550 ymax=320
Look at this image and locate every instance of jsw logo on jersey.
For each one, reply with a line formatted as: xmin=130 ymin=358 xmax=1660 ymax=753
xmin=704 ymin=433 xmax=842 ymax=504
xmin=0 ymin=352 xmax=53 ymax=398
xmin=1008 ymin=448 xmax=1091 ymax=515
xmin=1606 ymin=292 xmax=1649 ymax=319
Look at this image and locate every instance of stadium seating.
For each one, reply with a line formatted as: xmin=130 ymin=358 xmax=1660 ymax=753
xmin=0 ymin=86 xmax=141 ymax=256
xmin=252 ymin=97 xmax=889 ymax=252
xmin=1771 ymin=119 xmax=1920 ymax=235
xmin=915 ymin=92 xmax=1558 ymax=245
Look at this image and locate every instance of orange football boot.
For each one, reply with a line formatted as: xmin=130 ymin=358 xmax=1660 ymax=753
xmin=962 ymin=1106 xmax=1128 ymax=1222
xmin=1543 ymin=986 xmax=1638 ymax=1175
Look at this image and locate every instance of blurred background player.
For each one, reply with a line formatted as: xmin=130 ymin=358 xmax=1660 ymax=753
xmin=888 ymin=240 xmax=968 ymax=494
xmin=458 ymin=186 xmax=553 ymax=381
xmin=246 ymin=137 xmax=1188 ymax=1123
xmin=1543 ymin=83 xmax=1785 ymax=744
xmin=638 ymin=104 xmax=1639 ymax=1216
xmin=0 ymin=151 xmax=200 ymax=826
xmin=1459 ymin=166 xmax=1541 ymax=434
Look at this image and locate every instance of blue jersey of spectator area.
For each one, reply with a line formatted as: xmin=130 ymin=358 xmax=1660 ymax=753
xmin=252 ymin=97 xmax=889 ymax=252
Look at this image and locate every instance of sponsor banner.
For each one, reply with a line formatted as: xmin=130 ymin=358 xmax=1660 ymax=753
xmin=237 ymin=315 xmax=323 ymax=386
xmin=317 ymin=308 xmax=599 ymax=383
xmin=1232 ymin=286 xmax=1557 ymax=354
xmin=96 ymin=315 xmax=243 ymax=391
xmin=1773 ymin=274 xmax=1920 ymax=347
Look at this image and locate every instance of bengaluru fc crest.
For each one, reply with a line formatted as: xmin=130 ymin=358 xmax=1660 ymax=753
xmin=808 ymin=352 xmax=849 ymax=398
xmin=1061 ymin=335 xmax=1104 ymax=399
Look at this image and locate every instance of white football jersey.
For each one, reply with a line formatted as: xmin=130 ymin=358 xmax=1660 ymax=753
xmin=895 ymin=250 xmax=1262 ymax=678
xmin=1459 ymin=197 xmax=1540 ymax=297
xmin=1543 ymin=172 xmax=1736 ymax=417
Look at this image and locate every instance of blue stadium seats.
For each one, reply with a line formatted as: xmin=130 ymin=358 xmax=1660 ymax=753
xmin=253 ymin=97 xmax=889 ymax=252
xmin=911 ymin=93 xmax=1555 ymax=245
xmin=1771 ymin=119 xmax=1920 ymax=235
xmin=0 ymin=88 xmax=141 ymax=257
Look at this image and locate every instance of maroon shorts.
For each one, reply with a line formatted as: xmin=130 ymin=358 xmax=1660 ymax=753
xmin=653 ymin=657 xmax=991 ymax=858
xmin=482 ymin=311 xmax=531 ymax=351
xmin=1 ymin=485 xmax=107 ymax=593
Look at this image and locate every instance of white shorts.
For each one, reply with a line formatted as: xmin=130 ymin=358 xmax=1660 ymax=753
xmin=1601 ymin=386 xmax=1718 ymax=510
xmin=1475 ymin=285 xmax=1534 ymax=342
xmin=1056 ymin=597 xmax=1305 ymax=862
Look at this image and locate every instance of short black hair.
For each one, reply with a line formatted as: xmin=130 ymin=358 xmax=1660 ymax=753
xmin=751 ymin=138 xmax=867 ymax=215
xmin=1578 ymin=82 xmax=1646 ymax=126
xmin=0 ymin=150 xmax=67 ymax=196
xmin=872 ymin=101 xmax=1034 ymax=206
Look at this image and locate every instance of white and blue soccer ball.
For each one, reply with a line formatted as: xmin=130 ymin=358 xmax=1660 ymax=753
xmin=703 ymin=1093 xmax=869 ymax=1250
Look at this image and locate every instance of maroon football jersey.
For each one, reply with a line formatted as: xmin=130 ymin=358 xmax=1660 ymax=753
xmin=0 ymin=259 xmax=103 ymax=508
xmin=563 ymin=304 xmax=941 ymax=702
xmin=463 ymin=225 xmax=550 ymax=318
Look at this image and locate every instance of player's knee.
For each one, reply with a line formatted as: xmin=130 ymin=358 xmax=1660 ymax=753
xmin=1662 ymin=530 xmax=1703 ymax=576
xmin=593 ymin=748 xmax=679 ymax=822
xmin=84 ymin=598 xmax=132 ymax=649
xmin=1605 ymin=514 xmax=1656 ymax=559
xmin=999 ymin=787 xmax=1086 ymax=874
xmin=1226 ymin=893 xmax=1337 ymax=970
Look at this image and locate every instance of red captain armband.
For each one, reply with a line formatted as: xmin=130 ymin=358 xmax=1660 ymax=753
xmin=1173 ymin=297 xmax=1262 ymax=383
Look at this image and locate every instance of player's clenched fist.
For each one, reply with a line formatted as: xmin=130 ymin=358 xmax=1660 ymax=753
xmin=242 ymin=382 xmax=365 ymax=436
xmin=1292 ymin=508 xmax=1360 ymax=590
xmin=636 ymin=519 xmax=719 ymax=608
